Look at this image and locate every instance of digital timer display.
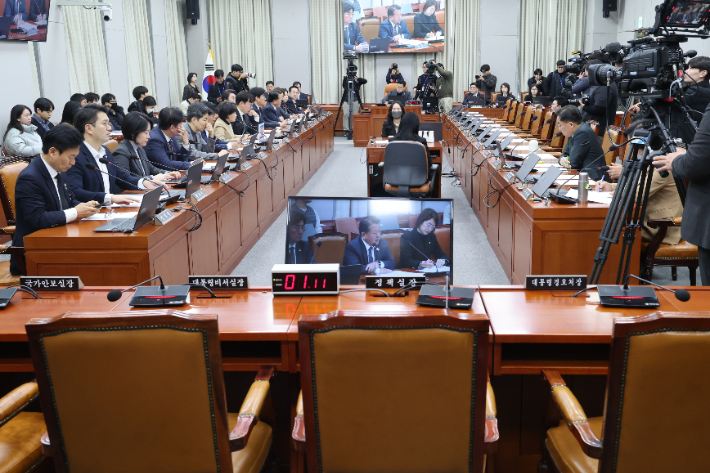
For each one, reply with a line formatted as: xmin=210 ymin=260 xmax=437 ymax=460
xmin=271 ymin=264 xmax=340 ymax=295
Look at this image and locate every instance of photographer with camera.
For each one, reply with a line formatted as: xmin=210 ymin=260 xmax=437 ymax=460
xmin=579 ymin=63 xmax=619 ymax=138
xmin=226 ymin=64 xmax=251 ymax=94
xmin=386 ymin=64 xmax=404 ymax=84
xmin=543 ymin=60 xmax=569 ymax=98
xmin=528 ymin=69 xmax=544 ymax=92
xmin=475 ymin=65 xmax=497 ymax=104
xmin=434 ymin=62 xmax=454 ymax=112
xmin=340 ymin=65 xmax=367 ymax=139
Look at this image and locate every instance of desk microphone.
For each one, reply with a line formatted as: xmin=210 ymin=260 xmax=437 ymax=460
xmin=310 ymin=240 xmax=322 ymax=264
xmin=108 ymin=275 xmax=164 ymax=302
xmin=84 ymin=163 xmax=147 ymax=192
xmin=97 ymin=157 xmax=169 ymax=195
xmin=624 ymin=274 xmax=690 ymax=302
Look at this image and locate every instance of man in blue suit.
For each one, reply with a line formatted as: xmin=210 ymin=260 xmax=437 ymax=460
xmin=3 ymin=0 xmax=27 ymax=23
xmin=144 ymin=107 xmax=193 ymax=171
xmin=286 ymin=211 xmax=314 ymax=264
xmin=65 ymin=105 xmax=155 ymax=204
xmin=343 ymin=216 xmax=395 ymax=274
xmin=11 ymin=125 xmax=100 ymax=274
xmin=378 ymin=5 xmax=411 ymax=43
xmin=344 ymin=2 xmax=368 ymax=52
xmin=251 ymin=87 xmax=281 ymax=129
xmin=263 ymin=92 xmax=286 ymax=127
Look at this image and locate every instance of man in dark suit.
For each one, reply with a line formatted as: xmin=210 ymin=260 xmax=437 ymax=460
xmin=382 ymin=80 xmax=412 ymax=104
xmin=293 ymin=82 xmax=309 ymax=102
xmin=144 ymin=108 xmax=193 ymax=171
xmin=556 ymin=106 xmax=605 ymax=181
xmin=65 ymin=105 xmax=155 ymax=204
xmin=251 ymin=87 xmax=281 ymax=129
xmin=263 ymin=92 xmax=286 ymax=127
xmin=3 ymin=0 xmax=27 ymax=23
xmin=344 ymin=2 xmax=368 ymax=52
xmin=343 ymin=216 xmax=396 ymax=274
xmin=286 ymin=86 xmax=305 ymax=115
xmin=208 ymin=70 xmax=231 ymax=104
xmin=31 ymin=98 xmax=54 ymax=140
xmin=286 ymin=211 xmax=314 ymax=264
xmin=378 ymin=5 xmax=411 ymax=43
xmin=543 ymin=60 xmax=568 ymax=99
xmin=653 ymin=104 xmax=710 ymax=284
xmin=462 ymin=83 xmax=486 ymax=107
xmin=11 ymin=125 xmax=100 ymax=274
xmin=234 ymin=92 xmax=260 ymax=135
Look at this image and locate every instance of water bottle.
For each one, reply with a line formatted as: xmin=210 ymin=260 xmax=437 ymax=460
xmin=578 ymin=172 xmax=588 ymax=204
xmin=528 ymin=139 xmax=538 ymax=154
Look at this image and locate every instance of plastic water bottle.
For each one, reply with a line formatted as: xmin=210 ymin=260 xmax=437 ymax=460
xmin=528 ymin=139 xmax=538 ymax=154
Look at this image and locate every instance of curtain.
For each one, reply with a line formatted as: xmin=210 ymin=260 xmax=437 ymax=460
xmin=208 ymin=0 xmax=274 ymax=93
xmin=165 ymin=0 xmax=189 ymax=106
xmin=63 ymin=0 xmax=111 ymax=95
xmin=441 ymin=0 xmax=480 ymax=101
xmin=309 ymin=0 xmax=344 ymax=104
xmin=123 ymin=0 xmax=156 ymax=98
xmin=518 ymin=0 xmax=586 ymax=94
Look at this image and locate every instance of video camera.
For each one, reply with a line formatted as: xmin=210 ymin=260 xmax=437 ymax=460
xmin=343 ymin=51 xmax=358 ymax=80
xmin=588 ymin=0 xmax=710 ymax=99
xmin=566 ymin=51 xmax=591 ymax=75
xmin=425 ymin=60 xmax=440 ymax=75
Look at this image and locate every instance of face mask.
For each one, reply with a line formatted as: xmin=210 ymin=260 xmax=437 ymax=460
xmin=392 ymin=110 xmax=403 ymax=119
xmin=146 ymin=108 xmax=154 ymax=114
xmin=110 ymin=103 xmax=118 ymax=110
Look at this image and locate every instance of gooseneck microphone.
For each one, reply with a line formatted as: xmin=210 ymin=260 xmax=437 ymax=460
xmin=517 ymin=114 xmax=539 ymax=131
xmin=310 ymin=240 xmax=322 ymax=264
xmin=107 ymin=275 xmax=164 ymax=302
xmin=623 ymin=274 xmax=690 ymax=302
xmin=84 ymin=162 xmax=146 ymax=192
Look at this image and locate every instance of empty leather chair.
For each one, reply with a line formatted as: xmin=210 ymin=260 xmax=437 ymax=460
xmin=26 ymin=310 xmax=276 ymax=473
xmin=0 ymin=381 xmax=48 ymax=473
xmin=103 ymin=139 xmax=119 ymax=154
xmin=382 ymin=142 xmax=437 ymax=197
xmin=309 ymin=232 xmax=347 ymax=264
xmin=359 ymin=16 xmax=380 ymax=43
xmin=335 ymin=217 xmax=358 ymax=242
xmin=380 ymin=229 xmax=405 ymax=263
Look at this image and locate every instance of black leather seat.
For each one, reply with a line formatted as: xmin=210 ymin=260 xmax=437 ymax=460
xmin=382 ymin=142 xmax=437 ymax=197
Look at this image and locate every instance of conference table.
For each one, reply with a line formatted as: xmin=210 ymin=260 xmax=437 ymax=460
xmin=366 ymin=138 xmax=443 ymax=197
xmin=0 ymin=283 xmax=703 ymax=473
xmin=442 ymin=110 xmax=640 ymax=285
xmin=22 ymin=113 xmax=335 ymax=286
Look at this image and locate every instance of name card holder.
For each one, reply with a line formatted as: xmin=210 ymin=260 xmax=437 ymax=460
xmin=190 ymin=188 xmax=207 ymax=203
xmin=20 ymin=276 xmax=84 ymax=291
xmin=272 ymin=143 xmax=280 ymax=151
xmin=258 ymin=151 xmax=267 ymax=159
xmin=241 ymin=161 xmax=252 ymax=171
xmin=189 ymin=276 xmax=249 ymax=292
xmin=219 ymin=173 xmax=233 ymax=184
xmin=365 ymin=274 xmax=426 ymax=297
xmin=505 ymin=171 xmax=517 ymax=183
xmin=153 ymin=209 xmax=175 ymax=226
xmin=522 ymin=188 xmax=535 ymax=201
xmin=525 ymin=275 xmax=587 ymax=290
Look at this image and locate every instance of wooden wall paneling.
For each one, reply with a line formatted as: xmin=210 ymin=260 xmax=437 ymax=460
xmin=292 ymin=142 xmax=304 ymax=194
xmin=152 ymin=235 xmax=191 ymax=285
xmin=272 ymin=151 xmax=286 ymax=215
xmin=283 ymin=146 xmax=295 ymax=197
xmin=352 ymin=114 xmax=370 ymax=147
xmin=512 ymin=208 xmax=533 ymax=285
xmin=240 ymin=175 xmax=259 ymax=249
xmin=217 ymin=192 xmax=242 ymax=270
xmin=188 ymin=199 xmax=220 ymax=276
xmin=308 ymin=131 xmax=318 ymax=173
xmin=257 ymin=157 xmax=275 ymax=229
xmin=498 ymin=191 xmax=514 ymax=280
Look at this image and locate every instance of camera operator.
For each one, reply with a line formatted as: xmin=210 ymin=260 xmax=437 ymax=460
xmin=557 ymin=105 xmax=605 ymax=180
xmin=528 ymin=69 xmax=544 ymax=92
xmin=434 ymin=62 xmax=454 ymax=112
xmin=341 ymin=66 xmax=367 ymax=138
xmin=579 ymin=63 xmax=619 ymax=138
xmin=386 ymin=64 xmax=404 ymax=84
xmin=653 ymin=105 xmax=710 ymax=284
xmin=475 ymin=65 xmax=497 ymax=104
xmin=544 ymin=60 xmax=569 ymax=98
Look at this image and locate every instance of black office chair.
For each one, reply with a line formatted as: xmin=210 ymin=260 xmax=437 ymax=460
xmin=381 ymin=142 xmax=438 ymax=197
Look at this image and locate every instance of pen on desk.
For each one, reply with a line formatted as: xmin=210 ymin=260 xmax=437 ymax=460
xmin=597 ymin=175 xmax=605 ymax=192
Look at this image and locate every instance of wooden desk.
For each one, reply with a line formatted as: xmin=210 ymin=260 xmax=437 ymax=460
xmin=353 ymin=104 xmax=441 ymax=147
xmin=366 ymin=139 xmax=443 ymax=197
xmin=442 ymin=113 xmax=640 ymax=284
xmin=23 ymin=114 xmax=335 ymax=286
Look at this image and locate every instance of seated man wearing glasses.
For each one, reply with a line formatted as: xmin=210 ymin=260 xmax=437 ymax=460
xmin=343 ymin=216 xmax=395 ymax=274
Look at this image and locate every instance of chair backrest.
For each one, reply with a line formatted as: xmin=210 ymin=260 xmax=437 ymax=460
xmin=599 ymin=312 xmax=710 ymax=473
xmin=490 ymin=92 xmax=499 ymax=104
xmin=0 ymin=159 xmax=29 ymax=224
xmin=520 ymin=105 xmax=535 ymax=131
xmin=298 ymin=310 xmax=490 ymax=473
xmin=601 ymin=126 xmax=622 ymax=165
xmin=26 ymin=310 xmax=234 ymax=473
xmin=551 ymin=130 xmax=566 ymax=148
xmin=403 ymin=13 xmax=415 ymax=36
xmin=587 ymin=120 xmax=599 ymax=136
xmin=380 ymin=229 xmax=405 ymax=264
xmin=515 ymin=104 xmax=529 ymax=128
xmin=383 ymin=141 xmax=429 ymax=187
xmin=372 ymin=6 xmax=388 ymax=20
xmin=103 ymin=139 xmax=119 ymax=154
xmin=359 ymin=16 xmax=380 ymax=43
xmin=384 ymin=83 xmax=398 ymax=97
xmin=435 ymin=9 xmax=444 ymax=26
xmin=434 ymin=225 xmax=451 ymax=258
xmin=530 ymin=106 xmax=547 ymax=136
xmin=539 ymin=110 xmax=555 ymax=141
xmin=335 ymin=217 xmax=359 ymax=242
xmin=309 ymin=232 xmax=347 ymax=264
xmin=505 ymin=101 xmax=518 ymax=122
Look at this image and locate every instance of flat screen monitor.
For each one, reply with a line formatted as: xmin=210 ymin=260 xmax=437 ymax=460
xmin=662 ymin=1 xmax=710 ymax=27
xmin=419 ymin=122 xmax=443 ymax=141
xmin=0 ymin=0 xmax=50 ymax=42
xmin=346 ymin=1 xmax=446 ymax=54
xmin=285 ymin=196 xmax=453 ymax=284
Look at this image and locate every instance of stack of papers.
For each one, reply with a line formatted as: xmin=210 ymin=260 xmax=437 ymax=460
xmin=416 ymin=266 xmax=451 ymax=273
xmin=565 ymin=189 xmax=613 ymax=204
xmin=83 ymin=212 xmax=137 ymax=221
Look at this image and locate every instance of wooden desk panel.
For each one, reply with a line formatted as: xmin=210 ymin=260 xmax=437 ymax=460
xmin=366 ymin=140 xmax=443 ymax=197
xmin=23 ymin=115 xmax=335 ymax=286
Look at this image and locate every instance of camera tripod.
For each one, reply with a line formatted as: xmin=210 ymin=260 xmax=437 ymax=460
xmin=334 ymin=75 xmax=358 ymax=139
xmin=589 ymin=106 xmax=687 ymax=284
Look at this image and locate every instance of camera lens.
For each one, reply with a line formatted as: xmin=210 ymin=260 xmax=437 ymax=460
xmin=392 ymin=63 xmax=398 ymax=69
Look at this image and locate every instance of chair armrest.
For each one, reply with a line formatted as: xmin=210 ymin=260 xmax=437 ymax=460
xmin=41 ymin=432 xmax=51 ymax=456
xmin=229 ymin=366 xmax=274 ymax=452
xmin=378 ymin=162 xmax=384 ymax=168
xmin=643 ymin=219 xmax=678 ymax=259
xmin=1 ymin=226 xmax=14 ymax=235
xmin=484 ymin=377 xmax=499 ymax=454
xmin=431 ymin=164 xmax=439 ymax=171
xmin=0 ymin=381 xmax=38 ymax=427
xmin=647 ymin=218 xmax=681 ymax=229
xmin=292 ymin=390 xmax=306 ymax=450
xmin=542 ymin=370 xmax=602 ymax=459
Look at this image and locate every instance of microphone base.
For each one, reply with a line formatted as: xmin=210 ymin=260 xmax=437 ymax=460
xmin=416 ymin=285 xmax=475 ymax=309
xmin=597 ymin=285 xmax=660 ymax=308
xmin=129 ymin=286 xmax=190 ymax=307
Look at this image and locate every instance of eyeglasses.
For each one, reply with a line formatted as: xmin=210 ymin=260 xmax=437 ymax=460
xmin=422 ymin=222 xmax=436 ymax=229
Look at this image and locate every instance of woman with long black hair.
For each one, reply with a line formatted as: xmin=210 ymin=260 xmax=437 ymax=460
xmin=381 ymin=101 xmax=404 ymax=137
xmin=390 ymin=112 xmax=431 ymax=167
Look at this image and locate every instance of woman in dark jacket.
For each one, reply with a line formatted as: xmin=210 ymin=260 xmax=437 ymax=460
xmin=183 ymin=73 xmax=201 ymax=101
xmin=524 ymin=85 xmax=542 ymax=102
xmin=381 ymin=101 xmax=404 ymax=137
xmin=495 ymin=83 xmax=514 ymax=107
xmin=413 ymin=0 xmax=444 ymax=38
xmin=398 ymin=208 xmax=449 ymax=269
xmin=390 ymin=112 xmax=431 ymax=167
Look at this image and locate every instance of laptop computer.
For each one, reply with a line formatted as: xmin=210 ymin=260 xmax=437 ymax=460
xmin=388 ymin=95 xmax=408 ymax=108
xmin=448 ymin=104 xmax=463 ymax=116
xmin=482 ymin=129 xmax=503 ymax=148
xmin=419 ymin=122 xmax=443 ymax=141
xmin=476 ymin=125 xmax=494 ymax=139
xmin=257 ymin=129 xmax=277 ymax=152
xmin=166 ymin=162 xmax=202 ymax=200
xmin=0 ymin=17 xmax=11 ymax=38
xmin=369 ymin=38 xmax=390 ymax=53
xmin=533 ymin=96 xmax=552 ymax=107
xmin=93 ymin=187 xmax=162 ymax=233
xmin=515 ymin=153 xmax=540 ymax=182
xmin=497 ymin=134 xmax=515 ymax=151
xmin=532 ymin=166 xmax=563 ymax=198
xmin=296 ymin=99 xmax=309 ymax=109
xmin=200 ymin=154 xmax=228 ymax=185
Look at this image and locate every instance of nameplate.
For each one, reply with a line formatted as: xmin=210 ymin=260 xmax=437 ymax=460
xmin=240 ymin=162 xmax=252 ymax=171
xmin=283 ymin=137 xmax=291 ymax=143
xmin=219 ymin=173 xmax=233 ymax=184
xmin=190 ymin=188 xmax=207 ymax=203
xmin=525 ymin=275 xmax=587 ymax=290
xmin=153 ymin=209 xmax=175 ymax=226
xmin=20 ymin=276 xmax=84 ymax=291
xmin=189 ymin=276 xmax=249 ymax=290
xmin=522 ymin=188 xmax=534 ymax=201
xmin=272 ymin=143 xmax=279 ymax=151
xmin=505 ymin=171 xmax=516 ymax=183
xmin=293 ymin=132 xmax=299 ymax=138
xmin=258 ymin=151 xmax=267 ymax=159
xmin=365 ymin=274 xmax=426 ymax=290
xmin=493 ymin=159 xmax=501 ymax=168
